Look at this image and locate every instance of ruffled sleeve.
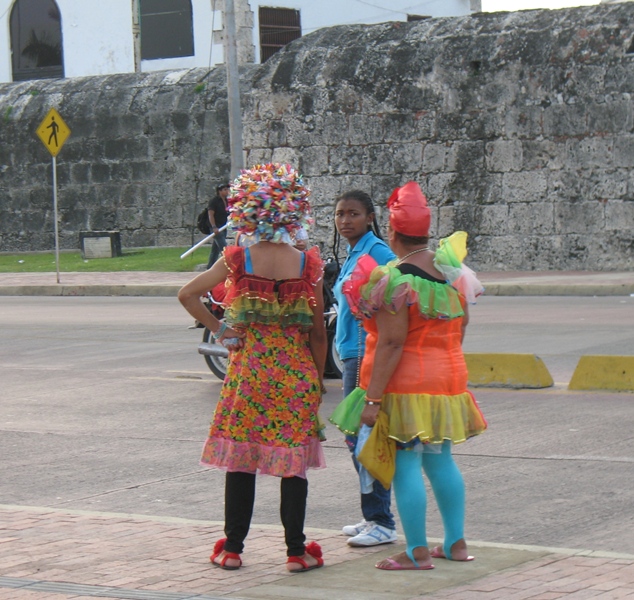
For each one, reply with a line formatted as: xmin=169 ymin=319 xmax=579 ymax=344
xmin=433 ymin=232 xmax=484 ymax=304
xmin=343 ymin=258 xmax=465 ymax=320
xmin=303 ymin=246 xmax=324 ymax=287
xmin=220 ymin=246 xmax=245 ymax=307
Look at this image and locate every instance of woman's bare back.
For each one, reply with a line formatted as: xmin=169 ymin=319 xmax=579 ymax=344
xmin=246 ymin=241 xmax=304 ymax=280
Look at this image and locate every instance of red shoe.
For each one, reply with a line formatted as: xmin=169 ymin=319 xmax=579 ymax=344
xmin=286 ymin=541 xmax=324 ymax=573
xmin=210 ymin=538 xmax=242 ymax=570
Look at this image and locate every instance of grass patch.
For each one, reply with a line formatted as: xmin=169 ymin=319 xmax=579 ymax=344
xmin=0 ymin=247 xmax=208 ymax=273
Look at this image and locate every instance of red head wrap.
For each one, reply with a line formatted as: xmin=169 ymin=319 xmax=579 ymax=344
xmin=387 ymin=181 xmax=431 ymax=237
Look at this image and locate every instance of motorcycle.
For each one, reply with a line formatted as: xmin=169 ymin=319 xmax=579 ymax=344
xmin=196 ymin=258 xmax=343 ymax=381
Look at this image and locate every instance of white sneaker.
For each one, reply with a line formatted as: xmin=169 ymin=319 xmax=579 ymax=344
xmin=342 ymin=519 xmax=371 ymax=537
xmin=347 ymin=522 xmax=398 ymax=547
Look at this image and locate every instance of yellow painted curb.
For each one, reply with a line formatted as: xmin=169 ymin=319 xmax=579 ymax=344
xmin=466 ymin=353 xmax=554 ymax=389
xmin=568 ymin=355 xmax=634 ymax=392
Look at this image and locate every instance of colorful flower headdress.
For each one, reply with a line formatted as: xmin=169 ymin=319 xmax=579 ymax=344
xmin=228 ymin=163 xmax=312 ymax=244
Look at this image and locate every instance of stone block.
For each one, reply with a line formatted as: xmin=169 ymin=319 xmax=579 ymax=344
xmin=478 ymin=204 xmax=510 ymax=235
xmin=588 ymin=169 xmax=628 ymax=199
xmin=392 ymin=143 xmax=423 ymax=173
xmin=426 ymin=172 xmax=457 ymax=204
xmin=271 ymin=147 xmax=300 ymax=167
xmin=383 ymin=113 xmax=417 ymax=143
xmin=437 ymin=205 xmax=455 ymax=238
xmin=70 ymin=163 xmax=91 ymax=185
xmin=371 ymin=175 xmax=403 ymax=205
xmin=554 ymin=200 xmax=603 ymax=234
xmin=614 ymin=136 xmax=634 ymax=168
xmin=130 ymin=162 xmax=155 ymax=182
xmin=521 ymin=140 xmax=564 ymax=171
xmin=485 ymin=140 xmax=523 ymax=172
xmin=566 ymin=137 xmax=613 ymax=169
xmin=267 ymin=120 xmax=287 ymax=147
xmin=414 ymin=112 xmax=436 ymax=140
xmin=246 ymin=148 xmax=272 ymax=165
xmin=349 ymin=115 xmax=383 ymax=146
xmin=91 ymin=164 xmax=111 ymax=183
xmin=605 ymin=200 xmax=634 ymax=231
xmin=587 ymin=99 xmax=631 ymax=134
xmin=298 ymin=146 xmax=329 ymax=177
xmin=508 ymin=202 xmax=555 ymax=234
xmin=423 ymin=144 xmax=449 ymax=173
xmin=502 ymin=172 xmax=548 ymax=202
xmin=242 ymin=120 xmax=268 ymax=147
xmin=363 ymin=145 xmax=394 ymax=175
xmin=305 ymin=176 xmax=341 ymax=208
xmin=448 ymin=141 xmax=485 ymax=172
xmin=329 ymin=145 xmax=363 ymax=175
xmin=542 ymin=103 xmax=588 ymax=137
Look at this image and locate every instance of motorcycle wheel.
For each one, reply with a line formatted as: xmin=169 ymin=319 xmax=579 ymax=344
xmin=325 ymin=316 xmax=343 ymax=379
xmin=202 ymin=327 xmax=228 ymax=381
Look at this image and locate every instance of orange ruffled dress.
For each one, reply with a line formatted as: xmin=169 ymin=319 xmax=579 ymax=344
xmin=330 ymin=251 xmax=487 ymax=447
xmin=200 ymin=245 xmax=326 ymax=478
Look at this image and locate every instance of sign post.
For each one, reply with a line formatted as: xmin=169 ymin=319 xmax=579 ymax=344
xmin=36 ymin=108 xmax=71 ymax=284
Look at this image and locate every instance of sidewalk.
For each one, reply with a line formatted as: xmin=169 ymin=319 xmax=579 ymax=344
xmin=1 ymin=505 xmax=633 ymax=600
xmin=0 ymin=270 xmax=633 ymax=296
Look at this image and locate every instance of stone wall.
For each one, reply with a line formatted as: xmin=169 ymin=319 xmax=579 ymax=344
xmin=1 ymin=3 xmax=633 ymax=270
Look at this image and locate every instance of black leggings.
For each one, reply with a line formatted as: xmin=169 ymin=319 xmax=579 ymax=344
xmin=223 ymin=471 xmax=308 ymax=557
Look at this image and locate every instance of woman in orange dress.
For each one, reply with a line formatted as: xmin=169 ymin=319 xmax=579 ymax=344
xmin=179 ymin=164 xmax=327 ymax=573
xmin=331 ymin=181 xmax=487 ymax=571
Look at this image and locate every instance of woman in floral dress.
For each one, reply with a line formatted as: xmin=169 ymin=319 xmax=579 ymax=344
xmin=178 ymin=164 xmax=327 ymax=573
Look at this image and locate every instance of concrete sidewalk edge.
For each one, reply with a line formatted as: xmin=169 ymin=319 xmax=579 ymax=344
xmin=2 ymin=283 xmax=634 ymax=297
xmin=2 ymin=503 xmax=632 ymax=561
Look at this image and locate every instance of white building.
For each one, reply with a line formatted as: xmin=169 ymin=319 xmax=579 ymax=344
xmin=0 ymin=0 xmax=479 ymax=84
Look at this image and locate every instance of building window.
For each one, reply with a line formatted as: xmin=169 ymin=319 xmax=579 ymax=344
xmin=10 ymin=0 xmax=64 ymax=81
xmin=259 ymin=6 xmax=301 ymax=63
xmin=140 ymin=0 xmax=194 ymax=60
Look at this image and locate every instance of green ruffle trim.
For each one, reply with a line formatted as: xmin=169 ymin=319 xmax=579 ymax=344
xmin=329 ymin=387 xmax=367 ymax=435
xmin=362 ymin=263 xmax=465 ymax=318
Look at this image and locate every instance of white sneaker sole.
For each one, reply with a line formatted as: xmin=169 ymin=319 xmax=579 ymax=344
xmin=347 ymin=536 xmax=398 ymax=547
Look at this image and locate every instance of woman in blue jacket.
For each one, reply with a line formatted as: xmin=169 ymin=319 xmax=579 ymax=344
xmin=333 ymin=190 xmax=397 ymax=547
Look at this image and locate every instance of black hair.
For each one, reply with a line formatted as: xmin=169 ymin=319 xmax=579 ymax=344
xmin=393 ymin=231 xmax=429 ymax=246
xmin=332 ymin=190 xmax=383 ymax=268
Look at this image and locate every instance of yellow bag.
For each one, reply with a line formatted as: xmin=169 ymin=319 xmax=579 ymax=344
xmin=357 ymin=412 xmax=396 ymax=490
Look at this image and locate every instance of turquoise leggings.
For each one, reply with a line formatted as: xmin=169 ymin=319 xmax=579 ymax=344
xmin=392 ymin=441 xmax=465 ymax=559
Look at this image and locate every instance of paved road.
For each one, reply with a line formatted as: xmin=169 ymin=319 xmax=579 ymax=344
xmin=1 ymin=295 xmax=633 ymax=559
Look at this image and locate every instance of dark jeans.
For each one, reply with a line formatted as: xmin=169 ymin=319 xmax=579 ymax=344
xmin=207 ymin=229 xmax=227 ymax=268
xmin=223 ymin=471 xmax=308 ymax=557
xmin=342 ymin=357 xmax=396 ymax=531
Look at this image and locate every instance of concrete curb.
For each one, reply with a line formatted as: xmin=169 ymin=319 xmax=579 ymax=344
xmin=0 ymin=284 xmax=182 ymax=297
xmin=1 ymin=283 xmax=633 ymax=297
xmin=466 ymin=353 xmax=554 ymax=389
xmin=569 ymin=355 xmax=634 ymax=392
xmin=483 ymin=283 xmax=634 ymax=297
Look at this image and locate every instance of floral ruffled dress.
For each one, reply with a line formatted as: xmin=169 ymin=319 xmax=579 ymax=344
xmin=330 ymin=232 xmax=487 ymax=448
xmin=200 ymin=245 xmax=326 ymax=478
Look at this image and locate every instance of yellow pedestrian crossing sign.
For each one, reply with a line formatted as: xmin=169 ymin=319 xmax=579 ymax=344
xmin=36 ymin=108 xmax=71 ymax=157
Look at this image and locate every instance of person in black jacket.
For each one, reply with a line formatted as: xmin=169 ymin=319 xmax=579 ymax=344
xmin=207 ymin=183 xmax=230 ymax=268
